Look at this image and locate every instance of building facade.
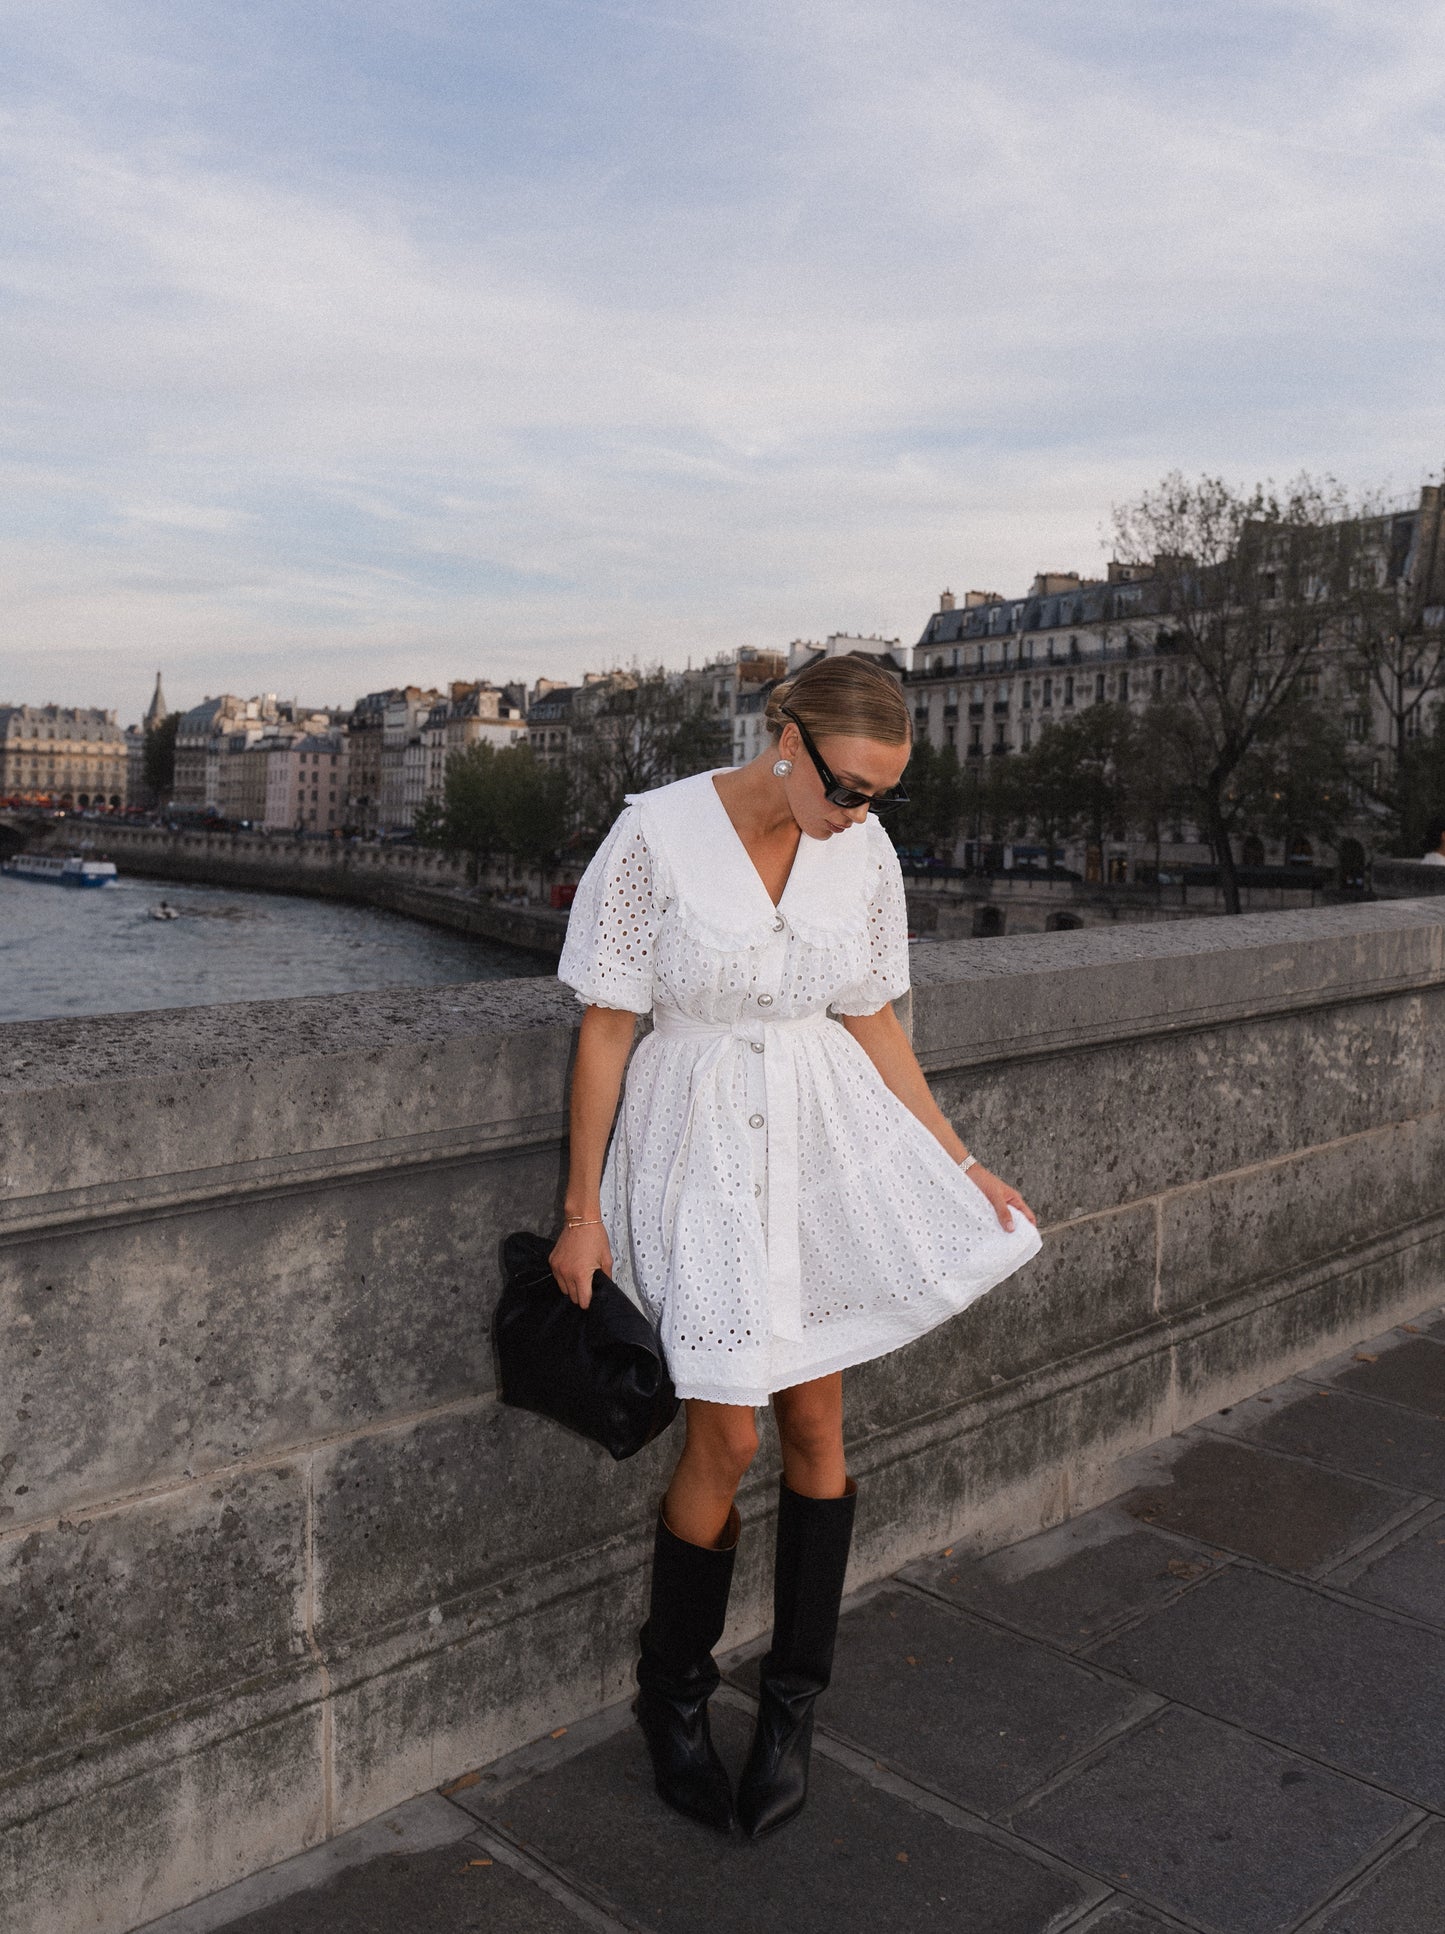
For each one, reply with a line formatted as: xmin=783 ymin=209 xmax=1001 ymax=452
xmin=0 ymin=706 xmax=128 ymax=807
xmin=262 ymin=733 xmax=349 ymax=833
xmin=173 ymin=696 xmax=282 ymax=812
xmin=378 ymin=688 xmax=441 ymax=831
xmin=907 ymin=485 xmax=1445 ymax=873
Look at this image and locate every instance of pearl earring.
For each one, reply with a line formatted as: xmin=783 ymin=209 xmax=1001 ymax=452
xmin=772 ymin=757 xmax=793 ymax=778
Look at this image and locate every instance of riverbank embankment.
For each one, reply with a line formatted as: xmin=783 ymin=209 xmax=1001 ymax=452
xmin=20 ymin=820 xmax=570 ymax=959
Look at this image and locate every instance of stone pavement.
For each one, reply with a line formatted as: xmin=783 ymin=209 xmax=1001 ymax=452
xmin=144 ymin=1305 xmax=1445 ymax=1934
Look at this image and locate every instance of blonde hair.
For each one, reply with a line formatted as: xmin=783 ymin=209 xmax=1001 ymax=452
xmin=764 ymin=655 xmax=911 ymax=748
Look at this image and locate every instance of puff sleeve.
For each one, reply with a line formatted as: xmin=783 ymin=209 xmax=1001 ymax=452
xmin=829 ymin=821 xmax=911 ymax=1017
xmin=556 ymin=804 xmax=659 ymax=1014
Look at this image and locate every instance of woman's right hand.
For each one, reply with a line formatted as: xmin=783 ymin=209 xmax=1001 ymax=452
xmin=548 ymin=1221 xmax=614 ymax=1310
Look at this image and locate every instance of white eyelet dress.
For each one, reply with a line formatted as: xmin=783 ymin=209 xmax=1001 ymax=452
xmin=556 ymin=768 xmax=1043 ymax=1407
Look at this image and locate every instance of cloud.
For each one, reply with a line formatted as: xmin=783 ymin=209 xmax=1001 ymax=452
xmin=0 ymin=0 xmax=1442 ymax=720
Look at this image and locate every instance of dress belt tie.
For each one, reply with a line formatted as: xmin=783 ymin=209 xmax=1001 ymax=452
xmin=650 ymin=1003 xmax=830 ymax=1344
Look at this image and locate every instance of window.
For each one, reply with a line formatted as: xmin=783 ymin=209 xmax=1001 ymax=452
xmin=1021 ymin=721 xmax=1032 ymax=749
xmin=1042 ymin=677 xmax=1053 ymax=708
xmin=1095 ymin=672 xmax=1106 ymax=702
xmin=1063 ymin=674 xmax=1074 ymax=706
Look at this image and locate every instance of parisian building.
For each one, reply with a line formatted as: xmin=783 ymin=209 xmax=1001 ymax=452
xmin=0 ymin=705 xmax=129 ymax=808
xmin=907 ymin=485 xmax=1445 ymax=874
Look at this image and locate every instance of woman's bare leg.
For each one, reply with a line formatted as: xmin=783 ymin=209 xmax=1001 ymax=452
xmin=772 ymin=1373 xmax=847 ymax=1498
xmin=662 ymin=1399 xmax=760 ymax=1547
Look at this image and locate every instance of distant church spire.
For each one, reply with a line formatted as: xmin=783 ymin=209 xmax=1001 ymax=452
xmin=144 ymin=670 xmax=167 ymax=730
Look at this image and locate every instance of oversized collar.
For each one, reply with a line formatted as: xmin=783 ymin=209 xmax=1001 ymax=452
xmin=625 ymin=767 xmax=871 ymax=948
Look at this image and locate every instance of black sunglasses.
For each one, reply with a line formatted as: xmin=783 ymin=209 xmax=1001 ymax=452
xmin=779 ymin=706 xmax=910 ymax=813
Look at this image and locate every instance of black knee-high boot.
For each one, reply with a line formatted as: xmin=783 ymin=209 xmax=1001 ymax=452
xmin=737 ymin=1476 xmax=857 ymax=1838
xmin=635 ymin=1504 xmax=740 ymax=1832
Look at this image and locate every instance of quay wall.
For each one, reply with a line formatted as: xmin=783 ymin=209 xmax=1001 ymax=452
xmin=13 ymin=820 xmax=570 ymax=958
xmin=4 ymin=903 xmax=1445 ymax=1931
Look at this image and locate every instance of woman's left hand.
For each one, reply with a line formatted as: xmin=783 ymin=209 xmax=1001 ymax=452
xmin=963 ymin=1163 xmax=1037 ymax=1233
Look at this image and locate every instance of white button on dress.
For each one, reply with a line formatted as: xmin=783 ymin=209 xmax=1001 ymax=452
xmin=556 ymin=766 xmax=1042 ymax=1408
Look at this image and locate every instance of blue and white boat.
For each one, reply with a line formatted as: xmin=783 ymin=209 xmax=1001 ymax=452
xmin=1 ymin=852 xmax=118 ymax=887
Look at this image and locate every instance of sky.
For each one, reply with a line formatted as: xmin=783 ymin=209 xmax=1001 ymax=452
xmin=2 ymin=0 xmax=1443 ymax=723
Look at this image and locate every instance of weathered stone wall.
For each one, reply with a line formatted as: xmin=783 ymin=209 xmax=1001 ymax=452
xmin=3 ymin=902 xmax=1444 ymax=1933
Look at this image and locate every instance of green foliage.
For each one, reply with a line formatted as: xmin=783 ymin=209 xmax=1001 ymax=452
xmin=1228 ymin=696 xmax=1352 ymax=847
xmin=421 ymin=741 xmax=571 ymax=881
xmin=142 ymin=712 xmax=181 ymax=800
xmin=972 ymin=691 xmax=1351 ymax=873
xmin=1022 ymin=706 xmax=1135 ymax=851
xmin=1392 ymin=720 xmax=1445 ymax=855
xmin=893 ymin=740 xmax=968 ymax=853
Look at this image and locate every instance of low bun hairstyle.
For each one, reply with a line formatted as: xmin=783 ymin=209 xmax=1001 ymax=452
xmin=764 ymin=654 xmax=911 ymax=749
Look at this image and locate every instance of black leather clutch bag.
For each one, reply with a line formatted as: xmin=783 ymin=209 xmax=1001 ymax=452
xmin=494 ymin=1230 xmax=680 ymax=1460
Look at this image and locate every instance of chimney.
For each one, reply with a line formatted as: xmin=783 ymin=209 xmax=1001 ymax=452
xmin=939 ymin=589 xmax=956 ymax=612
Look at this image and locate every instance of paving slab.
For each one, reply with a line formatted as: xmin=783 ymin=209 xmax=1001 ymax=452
xmin=477 ymin=1701 xmax=1091 ymax=1933
xmin=1212 ymin=1383 xmax=1445 ymax=1498
xmin=135 ymin=1796 xmax=483 ymax=1934
xmin=203 ymin=1838 xmax=590 ymax=1934
xmin=750 ymin=1585 xmax=1156 ymax=1817
xmin=903 ymin=1506 xmax=1226 ymax=1650
xmin=1300 ymin=1818 xmax=1445 ymax=1931
xmin=1076 ymin=1907 xmax=1194 ymax=1933
xmin=1006 ymin=1705 xmax=1406 ymax=1934
xmin=1329 ymin=1512 xmax=1445 ymax=1628
xmin=1119 ymin=1435 xmax=1415 ymax=1575
xmin=1087 ymin=1565 xmax=1445 ymax=1808
xmin=1324 ymin=1338 xmax=1445 ymax=1419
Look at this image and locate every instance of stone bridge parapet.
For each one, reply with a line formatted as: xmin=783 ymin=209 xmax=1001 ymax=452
xmin=3 ymin=902 xmax=1445 ymax=1932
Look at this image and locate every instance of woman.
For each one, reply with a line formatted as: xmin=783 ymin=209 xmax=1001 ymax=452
xmin=549 ymin=655 xmax=1041 ymax=1839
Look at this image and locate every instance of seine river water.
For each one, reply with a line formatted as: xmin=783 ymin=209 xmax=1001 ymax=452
xmin=0 ymin=873 xmax=552 ymax=1024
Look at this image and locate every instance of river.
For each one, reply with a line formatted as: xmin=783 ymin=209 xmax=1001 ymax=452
xmin=0 ymin=873 xmax=553 ymax=1024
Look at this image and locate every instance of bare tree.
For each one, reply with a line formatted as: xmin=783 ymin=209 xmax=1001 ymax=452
xmin=1110 ymin=472 xmax=1359 ymax=913
xmin=570 ymin=670 xmax=731 ymax=836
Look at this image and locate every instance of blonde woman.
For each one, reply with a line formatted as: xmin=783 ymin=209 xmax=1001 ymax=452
xmin=550 ymin=656 xmax=1041 ymax=1838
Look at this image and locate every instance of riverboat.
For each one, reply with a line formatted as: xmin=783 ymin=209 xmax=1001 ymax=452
xmin=1 ymin=852 xmax=118 ymax=887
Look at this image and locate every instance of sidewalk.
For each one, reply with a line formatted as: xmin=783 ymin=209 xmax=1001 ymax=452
xmin=143 ymin=1304 xmax=1445 ymax=1934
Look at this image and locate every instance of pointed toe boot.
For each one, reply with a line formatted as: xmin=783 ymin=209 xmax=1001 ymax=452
xmin=635 ymin=1504 xmax=740 ymax=1833
xmin=738 ymin=1477 xmax=856 ymax=1839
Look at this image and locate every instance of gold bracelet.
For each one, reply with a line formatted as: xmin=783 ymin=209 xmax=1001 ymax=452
xmin=564 ymin=1214 xmax=603 ymax=1228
